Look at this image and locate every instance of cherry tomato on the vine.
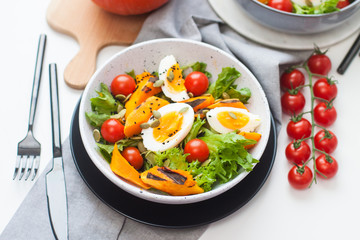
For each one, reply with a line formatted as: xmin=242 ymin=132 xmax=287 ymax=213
xmin=185 ymin=71 xmax=209 ymax=96
xmin=314 ymin=102 xmax=337 ymax=127
xmin=314 ymin=129 xmax=338 ymax=154
xmin=281 ymin=91 xmax=305 ymax=115
xmin=288 ymin=165 xmax=313 ymax=190
xmin=286 ymin=118 xmax=312 ymax=140
xmin=307 ymin=53 xmax=332 ymax=76
xmin=184 ymin=139 xmax=209 ymax=163
xmin=337 ymin=0 xmax=350 ymax=8
xmin=121 ymin=147 xmax=143 ymax=170
xmin=111 ymin=74 xmax=136 ymax=96
xmin=268 ymin=0 xmax=293 ymax=12
xmin=280 ymin=69 xmax=305 ymax=90
xmin=316 ymin=154 xmax=338 ymax=179
xmin=101 ymin=119 xmax=125 ymax=143
xmin=285 ymin=140 xmax=311 ymax=165
xmin=313 ymin=78 xmax=337 ymax=101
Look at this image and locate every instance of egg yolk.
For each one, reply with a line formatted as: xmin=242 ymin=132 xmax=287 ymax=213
xmin=166 ymin=63 xmax=186 ymax=94
xmin=217 ymin=111 xmax=250 ymax=130
xmin=153 ymin=111 xmax=183 ymax=142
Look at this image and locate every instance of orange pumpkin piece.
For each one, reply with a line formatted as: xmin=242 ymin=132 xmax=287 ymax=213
xmin=125 ymin=72 xmax=162 ymax=119
xmin=124 ymin=96 xmax=169 ymax=137
xmin=179 ymin=95 xmax=214 ymax=112
xmin=207 ymin=99 xmax=248 ymax=111
xmin=110 ymin=144 xmax=150 ymax=189
xmin=238 ymin=131 xmax=262 ymax=149
xmin=140 ymin=166 xmax=204 ymax=196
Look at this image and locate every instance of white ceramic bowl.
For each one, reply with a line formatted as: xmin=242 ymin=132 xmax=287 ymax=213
xmin=79 ymin=38 xmax=271 ymax=204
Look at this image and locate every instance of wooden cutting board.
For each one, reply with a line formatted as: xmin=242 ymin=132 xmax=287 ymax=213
xmin=46 ymin=0 xmax=148 ymax=89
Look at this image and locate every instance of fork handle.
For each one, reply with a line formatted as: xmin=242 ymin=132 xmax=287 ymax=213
xmin=28 ymin=34 xmax=47 ymax=131
xmin=49 ymin=63 xmax=62 ymax=158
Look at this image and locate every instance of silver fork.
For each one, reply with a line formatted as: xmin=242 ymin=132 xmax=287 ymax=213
xmin=13 ymin=34 xmax=47 ymax=181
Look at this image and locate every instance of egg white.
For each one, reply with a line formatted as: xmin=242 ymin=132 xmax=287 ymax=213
xmin=141 ymin=103 xmax=194 ymax=152
xmin=158 ymin=55 xmax=189 ymax=102
xmin=206 ymin=107 xmax=261 ymax=134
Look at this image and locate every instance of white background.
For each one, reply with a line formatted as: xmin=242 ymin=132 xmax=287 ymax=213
xmin=1 ymin=0 xmax=359 ymax=239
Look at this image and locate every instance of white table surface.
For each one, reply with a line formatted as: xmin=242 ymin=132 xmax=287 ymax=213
xmin=1 ymin=1 xmax=359 ymax=239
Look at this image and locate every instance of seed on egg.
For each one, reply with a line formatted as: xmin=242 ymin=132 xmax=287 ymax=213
xmin=150 ymin=119 xmax=160 ymax=128
xmin=152 ymin=110 xmax=161 ymax=119
xmin=228 ymin=112 xmax=237 ymax=119
xmin=167 ymin=71 xmax=175 ymax=82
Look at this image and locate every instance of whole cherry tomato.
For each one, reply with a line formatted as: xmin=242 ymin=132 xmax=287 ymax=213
xmin=316 ymin=154 xmax=338 ymax=179
xmin=111 ymin=74 xmax=136 ymax=96
xmin=288 ymin=165 xmax=313 ymax=190
xmin=184 ymin=139 xmax=209 ymax=163
xmin=285 ymin=140 xmax=311 ymax=165
xmin=314 ymin=102 xmax=337 ymax=127
xmin=281 ymin=91 xmax=305 ymax=115
xmin=101 ymin=119 xmax=125 ymax=143
xmin=121 ymin=147 xmax=143 ymax=170
xmin=313 ymin=78 xmax=337 ymax=101
xmin=314 ymin=130 xmax=338 ymax=154
xmin=337 ymin=0 xmax=350 ymax=8
xmin=280 ymin=69 xmax=305 ymax=90
xmin=185 ymin=71 xmax=209 ymax=96
xmin=268 ymin=0 xmax=293 ymax=12
xmin=286 ymin=118 xmax=312 ymax=140
xmin=307 ymin=53 xmax=332 ymax=75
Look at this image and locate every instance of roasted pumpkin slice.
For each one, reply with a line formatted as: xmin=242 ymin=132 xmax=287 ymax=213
xmin=140 ymin=166 xmax=204 ymax=196
xmin=125 ymin=72 xmax=162 ymax=119
xmin=238 ymin=131 xmax=262 ymax=149
xmin=110 ymin=144 xmax=150 ymax=189
xmin=207 ymin=99 xmax=248 ymax=111
xmin=179 ymin=95 xmax=214 ymax=112
xmin=124 ymin=96 xmax=169 ymax=137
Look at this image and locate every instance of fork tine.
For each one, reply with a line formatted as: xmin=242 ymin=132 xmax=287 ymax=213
xmin=18 ymin=156 xmax=29 ymax=180
xmin=13 ymin=155 xmax=22 ymax=180
xmin=31 ymin=156 xmax=40 ymax=181
xmin=24 ymin=155 xmax=35 ymax=181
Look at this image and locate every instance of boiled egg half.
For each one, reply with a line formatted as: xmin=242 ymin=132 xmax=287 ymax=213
xmin=158 ymin=55 xmax=190 ymax=102
xmin=206 ymin=107 xmax=261 ymax=133
xmin=142 ymin=103 xmax=194 ymax=152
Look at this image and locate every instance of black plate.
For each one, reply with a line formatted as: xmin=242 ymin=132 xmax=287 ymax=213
xmin=70 ymin=100 xmax=277 ymax=228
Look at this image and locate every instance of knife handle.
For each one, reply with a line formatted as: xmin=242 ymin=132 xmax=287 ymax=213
xmin=49 ymin=63 xmax=62 ymax=158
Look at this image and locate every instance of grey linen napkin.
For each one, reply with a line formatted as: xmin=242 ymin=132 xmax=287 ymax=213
xmin=1 ymin=0 xmax=304 ymax=239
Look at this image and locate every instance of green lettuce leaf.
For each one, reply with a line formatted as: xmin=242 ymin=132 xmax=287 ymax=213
xmin=293 ymin=0 xmax=340 ymax=14
xmin=85 ymin=112 xmax=110 ymax=127
xmin=183 ymin=115 xmax=206 ymax=145
xmin=226 ymin=87 xmax=251 ymax=104
xmin=96 ymin=138 xmax=140 ymax=163
xmin=182 ymin=61 xmax=212 ymax=78
xmin=152 ymin=148 xmax=189 ymax=171
xmin=90 ymin=83 xmax=119 ymax=115
xmin=207 ymin=67 xmax=241 ymax=99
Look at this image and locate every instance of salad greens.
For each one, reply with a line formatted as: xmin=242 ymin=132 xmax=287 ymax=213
xmin=293 ymin=0 xmax=341 ymax=14
xmin=86 ymin=62 xmax=259 ymax=193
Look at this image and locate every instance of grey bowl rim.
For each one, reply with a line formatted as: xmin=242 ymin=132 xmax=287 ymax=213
xmin=249 ymin=0 xmax=360 ymax=18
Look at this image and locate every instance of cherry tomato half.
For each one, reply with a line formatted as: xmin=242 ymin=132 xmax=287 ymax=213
xmin=111 ymin=74 xmax=136 ymax=96
xmin=314 ymin=102 xmax=337 ymax=127
xmin=286 ymin=118 xmax=312 ymax=140
xmin=288 ymin=165 xmax=313 ymax=190
xmin=285 ymin=140 xmax=311 ymax=165
xmin=268 ymin=0 xmax=293 ymax=12
xmin=280 ymin=69 xmax=305 ymax=90
xmin=337 ymin=0 xmax=350 ymax=8
xmin=184 ymin=71 xmax=209 ymax=96
xmin=316 ymin=154 xmax=338 ymax=179
xmin=314 ymin=130 xmax=338 ymax=154
xmin=121 ymin=147 xmax=143 ymax=170
xmin=281 ymin=91 xmax=305 ymax=115
xmin=184 ymin=139 xmax=209 ymax=163
xmin=101 ymin=119 xmax=125 ymax=143
xmin=307 ymin=53 xmax=332 ymax=76
xmin=313 ymin=78 xmax=337 ymax=101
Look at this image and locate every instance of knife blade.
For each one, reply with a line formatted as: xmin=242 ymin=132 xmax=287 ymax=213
xmin=45 ymin=63 xmax=69 ymax=240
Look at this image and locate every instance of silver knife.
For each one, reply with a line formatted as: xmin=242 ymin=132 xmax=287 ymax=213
xmin=45 ymin=63 xmax=69 ymax=240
